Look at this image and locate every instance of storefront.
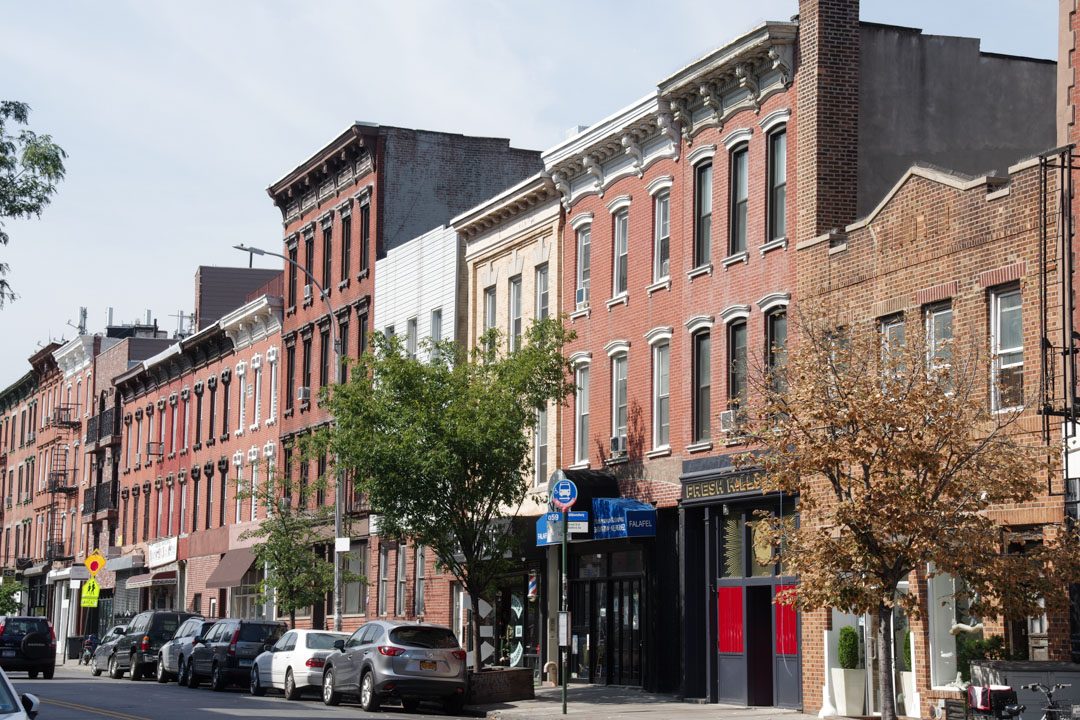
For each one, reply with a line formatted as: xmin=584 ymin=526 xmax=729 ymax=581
xmin=205 ymin=546 xmax=257 ymax=619
xmin=680 ymin=458 xmax=801 ymax=708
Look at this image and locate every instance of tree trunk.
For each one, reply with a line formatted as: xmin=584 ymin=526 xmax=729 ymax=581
xmin=290 ymin=609 xmax=296 ymax=630
xmin=877 ymin=602 xmax=898 ymax=720
xmin=470 ymin=589 xmax=483 ymax=674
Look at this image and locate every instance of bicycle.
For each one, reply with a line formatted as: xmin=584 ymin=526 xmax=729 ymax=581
xmin=1001 ymin=683 xmax=1074 ymax=720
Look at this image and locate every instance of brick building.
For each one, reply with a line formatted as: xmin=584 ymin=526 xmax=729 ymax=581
xmin=266 ymin=123 xmax=541 ymax=632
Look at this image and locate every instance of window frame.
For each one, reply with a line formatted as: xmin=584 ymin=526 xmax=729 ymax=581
xmin=576 ymin=226 xmax=591 ymax=309
xmin=727 ymin=320 xmax=748 ymax=410
xmin=729 ymin=144 xmax=749 ymax=256
xmin=652 ymin=342 xmax=670 ymax=449
xmin=611 ymin=353 xmax=628 ymax=444
xmin=693 ymin=331 xmax=712 ymax=443
xmin=535 ymin=264 xmax=549 ymax=320
xmin=991 ymin=286 xmax=1024 ymax=411
xmin=766 ymin=128 xmax=787 ymax=242
xmin=612 ymin=210 xmax=629 ymax=298
xmin=694 ymin=162 xmax=713 ymax=268
xmin=574 ymin=364 xmax=590 ymax=465
xmin=653 ymin=191 xmax=670 ymax=281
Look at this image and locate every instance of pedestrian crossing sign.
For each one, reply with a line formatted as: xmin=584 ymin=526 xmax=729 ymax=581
xmin=81 ymin=578 xmax=100 ymax=608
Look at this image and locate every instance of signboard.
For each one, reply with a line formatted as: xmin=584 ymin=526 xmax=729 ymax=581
xmin=551 ymin=478 xmax=578 ymax=510
xmin=567 ymin=511 xmax=588 ymax=534
xmin=81 ymin=578 xmax=100 ymax=608
xmin=536 ymin=514 xmax=565 ymax=547
xmin=147 ymin=537 xmax=177 ymax=568
xmin=592 ymin=498 xmax=656 ymax=540
xmin=558 ymin=611 xmax=570 ymax=647
xmin=84 ymin=549 xmax=107 ymax=577
xmin=682 ymin=471 xmax=763 ymax=501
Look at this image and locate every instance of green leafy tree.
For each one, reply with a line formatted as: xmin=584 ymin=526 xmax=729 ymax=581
xmin=323 ymin=318 xmax=575 ymax=672
xmin=0 ymin=101 xmax=67 ymax=306
xmin=0 ymin=580 xmax=23 ymax=615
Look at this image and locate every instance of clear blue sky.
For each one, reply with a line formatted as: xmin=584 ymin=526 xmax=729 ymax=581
xmin=0 ymin=0 xmax=1058 ymax=382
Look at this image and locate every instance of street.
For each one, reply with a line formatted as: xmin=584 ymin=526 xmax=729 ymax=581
xmin=10 ymin=663 xmax=475 ymax=720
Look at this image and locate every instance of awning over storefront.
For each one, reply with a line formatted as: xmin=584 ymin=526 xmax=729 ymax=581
xmin=108 ymin=552 xmax=145 ymax=572
xmin=592 ymin=498 xmax=657 ymax=540
xmin=206 ymin=548 xmax=256 ymax=589
xmin=21 ymin=563 xmax=48 ymax=577
xmin=126 ymin=570 xmax=177 ymax=589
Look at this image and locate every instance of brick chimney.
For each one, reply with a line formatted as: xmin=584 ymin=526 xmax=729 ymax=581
xmin=795 ymin=0 xmax=860 ymax=245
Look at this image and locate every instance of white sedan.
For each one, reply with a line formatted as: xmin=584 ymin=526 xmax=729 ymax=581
xmin=0 ymin=666 xmax=38 ymax=719
xmin=249 ymin=629 xmax=349 ymax=700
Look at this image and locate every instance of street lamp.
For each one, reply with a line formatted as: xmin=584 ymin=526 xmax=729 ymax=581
xmin=233 ymin=243 xmax=346 ymax=633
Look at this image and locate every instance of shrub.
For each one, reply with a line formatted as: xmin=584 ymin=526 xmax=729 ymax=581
xmin=838 ymin=626 xmax=861 ymax=670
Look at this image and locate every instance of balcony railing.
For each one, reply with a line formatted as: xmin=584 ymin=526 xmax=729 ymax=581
xmin=82 ymin=482 xmax=118 ymax=516
xmin=85 ymin=408 xmax=119 ymax=445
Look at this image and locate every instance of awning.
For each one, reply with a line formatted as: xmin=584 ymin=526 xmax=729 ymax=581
xmin=126 ymin=570 xmax=177 ymax=589
xmin=206 ymin=548 xmax=256 ymax=589
xmin=108 ymin=552 xmax=145 ymax=572
xmin=592 ymin=498 xmax=657 ymax=540
xmin=21 ymin=563 xmax=48 ymax=577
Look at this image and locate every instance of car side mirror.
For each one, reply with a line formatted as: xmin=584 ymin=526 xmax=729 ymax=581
xmin=115 ymin=627 xmax=126 ymax=635
xmin=21 ymin=693 xmax=39 ymax=720
xmin=262 ymin=643 xmax=273 ymax=653
xmin=333 ymin=639 xmax=345 ymax=652
xmin=192 ymin=637 xmax=203 ymax=645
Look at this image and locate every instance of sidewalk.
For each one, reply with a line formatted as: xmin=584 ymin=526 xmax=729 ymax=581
xmin=475 ymin=685 xmax=820 ymax=719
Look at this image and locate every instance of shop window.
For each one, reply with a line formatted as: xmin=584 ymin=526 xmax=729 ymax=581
xmin=717 ymin=587 xmax=744 ymax=653
xmin=928 ymin=571 xmax=978 ymax=687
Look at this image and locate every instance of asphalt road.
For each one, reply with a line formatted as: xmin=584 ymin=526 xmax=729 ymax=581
xmin=9 ymin=662 xmax=477 ymax=720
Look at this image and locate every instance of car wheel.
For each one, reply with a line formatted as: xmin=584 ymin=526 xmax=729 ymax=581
xmin=177 ymin=658 xmax=188 ymax=686
xmin=90 ymin=658 xmax=102 ymax=677
xmin=156 ymin=655 xmax=169 ymax=683
xmin=42 ymin=666 xmax=54 ymax=680
xmin=443 ymin=695 xmax=465 ymax=715
xmin=402 ymin=697 xmax=420 ymax=712
xmin=27 ymin=671 xmax=38 ymax=679
xmin=284 ymin=668 xmax=301 ymax=701
xmin=321 ymin=668 xmax=340 ymax=706
xmin=186 ymin=661 xmax=200 ymax=689
xmin=360 ymin=671 xmax=380 ymax=712
xmin=108 ymin=654 xmax=124 ymax=679
xmin=210 ymin=663 xmax=226 ymax=692
xmin=129 ymin=654 xmax=142 ymax=681
xmin=249 ymin=666 xmax=266 ymax=697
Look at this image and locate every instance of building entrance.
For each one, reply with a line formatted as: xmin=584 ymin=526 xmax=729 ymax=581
xmin=568 ymin=549 xmax=644 ymax=686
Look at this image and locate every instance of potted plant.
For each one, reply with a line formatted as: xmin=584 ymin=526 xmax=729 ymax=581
xmin=831 ymin=625 xmax=866 ymax=716
xmin=899 ymin=631 xmax=916 ymax=716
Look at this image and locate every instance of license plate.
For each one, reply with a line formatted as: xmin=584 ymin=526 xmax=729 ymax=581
xmin=239 ymin=659 xmax=252 ymax=667
xmin=419 ymin=660 xmax=437 ymax=671
xmin=0 ymin=651 xmax=12 ymax=658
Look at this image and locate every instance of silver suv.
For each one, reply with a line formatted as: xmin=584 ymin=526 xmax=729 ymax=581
xmin=321 ymin=620 xmax=466 ymax=714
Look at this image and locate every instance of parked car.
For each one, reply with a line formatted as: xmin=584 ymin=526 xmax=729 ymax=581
xmin=187 ymin=618 xmax=286 ymax=691
xmin=0 ymin=666 xmax=39 ymax=719
xmin=107 ymin=610 xmax=196 ymax=680
xmin=321 ymin=620 xmax=467 ymax=714
xmin=155 ymin=616 xmax=211 ymax=684
xmin=89 ymin=625 xmax=127 ymax=677
xmin=0 ymin=617 xmax=55 ymax=679
xmin=249 ymin=629 xmax=348 ymax=700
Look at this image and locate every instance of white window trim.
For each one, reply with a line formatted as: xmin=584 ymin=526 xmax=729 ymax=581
xmin=723 ymin=127 xmax=754 ymax=150
xmin=684 ymin=314 xmax=715 ymax=335
xmin=604 ymin=340 xmax=630 ymax=358
xmin=756 ymin=292 xmax=791 ymax=314
xmin=574 ymin=362 xmax=591 ymax=465
xmin=644 ymin=326 xmax=673 ymax=346
xmin=646 ymin=175 xmax=674 ymax=197
xmin=611 ymin=353 xmax=628 ymax=442
xmin=612 ymin=209 xmax=630 ymax=298
xmin=606 ymin=194 xmax=632 ymax=214
xmin=652 ymin=341 xmax=670 ymax=451
xmin=569 ymin=212 xmax=594 ymax=231
xmin=758 ymin=108 xmax=791 ymax=134
xmin=990 ymin=286 xmax=1024 ymax=412
xmin=720 ymin=304 xmax=751 ymax=325
xmin=686 ymin=144 xmax=716 ymax=167
xmin=653 ymin=191 xmax=671 ymax=283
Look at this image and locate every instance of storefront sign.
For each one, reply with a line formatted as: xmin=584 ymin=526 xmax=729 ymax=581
xmin=592 ymin=498 xmax=656 ymax=540
xmin=147 ymin=537 xmax=177 ymax=568
xmin=682 ymin=472 xmax=763 ymax=501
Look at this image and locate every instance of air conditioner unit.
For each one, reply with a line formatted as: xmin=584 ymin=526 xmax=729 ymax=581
xmin=719 ymin=409 xmax=738 ymax=434
xmin=609 ymin=435 xmax=627 ymax=455
xmin=297 ymin=387 xmax=311 ymax=403
xmin=575 ymin=287 xmax=589 ymax=307
xmin=303 ymin=284 xmax=313 ymax=301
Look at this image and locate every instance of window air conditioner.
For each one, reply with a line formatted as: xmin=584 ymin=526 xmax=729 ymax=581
xmin=303 ymin=284 xmax=313 ymax=301
xmin=610 ymin=435 xmax=627 ymax=455
xmin=575 ymin=287 xmax=589 ymax=307
xmin=719 ymin=409 xmax=738 ymax=433
xmin=297 ymin=387 xmax=311 ymax=403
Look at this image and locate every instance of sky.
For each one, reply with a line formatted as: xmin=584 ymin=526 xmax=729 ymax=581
xmin=0 ymin=0 xmax=1058 ymax=383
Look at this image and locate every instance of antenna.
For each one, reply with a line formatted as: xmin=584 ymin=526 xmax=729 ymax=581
xmin=65 ymin=307 xmax=88 ymax=335
xmin=168 ymin=309 xmax=194 ymax=339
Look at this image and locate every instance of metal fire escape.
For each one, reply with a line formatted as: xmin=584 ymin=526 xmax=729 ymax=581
xmin=46 ymin=403 xmax=79 ymax=563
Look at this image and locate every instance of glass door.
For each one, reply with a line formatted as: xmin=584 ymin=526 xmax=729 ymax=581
xmin=569 ymin=581 xmax=591 ymax=681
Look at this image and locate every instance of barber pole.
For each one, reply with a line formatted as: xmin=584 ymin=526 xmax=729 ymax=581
xmin=527 ymin=571 xmax=538 ymax=601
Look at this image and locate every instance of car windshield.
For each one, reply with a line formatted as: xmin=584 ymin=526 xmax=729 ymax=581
xmin=156 ymin=617 xmax=180 ymax=640
xmin=198 ymin=622 xmax=215 ymax=637
xmin=389 ymin=627 xmax=459 ymax=649
xmin=2 ymin=619 xmax=47 ymax=636
xmin=305 ymin=632 xmax=348 ymax=650
xmin=239 ymin=624 xmax=282 ymax=643
xmin=0 ymin=672 xmax=18 ymax=713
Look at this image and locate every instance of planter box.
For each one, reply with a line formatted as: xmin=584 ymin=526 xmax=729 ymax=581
xmin=830 ymin=667 xmax=866 ymax=717
xmin=467 ymin=667 xmax=536 ymax=705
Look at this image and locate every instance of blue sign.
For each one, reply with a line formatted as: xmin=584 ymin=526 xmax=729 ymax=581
xmin=592 ymin=498 xmax=657 ymax=540
xmin=535 ymin=511 xmax=590 ymax=546
xmin=551 ymin=478 xmax=578 ymax=510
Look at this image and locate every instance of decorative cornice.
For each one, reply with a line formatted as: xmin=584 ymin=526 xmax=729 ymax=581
xmin=684 ymin=314 xmax=715 ymax=334
xmin=723 ymin=127 xmax=753 ymax=150
xmin=569 ymin=212 xmax=594 ymax=232
xmin=759 ymin=108 xmax=791 ymax=134
xmin=720 ymin=304 xmax=752 ymax=323
xmin=646 ymin=175 xmax=674 ymax=197
xmin=453 ymin=174 xmax=558 ymax=241
xmin=604 ymin=340 xmax=630 ymax=358
xmin=756 ymin=292 xmax=790 ymax=313
xmin=644 ymin=326 xmax=673 ymax=346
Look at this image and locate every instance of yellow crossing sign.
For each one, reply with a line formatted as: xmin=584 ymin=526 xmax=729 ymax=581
xmin=84 ymin=549 xmax=106 ymax=577
xmin=81 ymin=578 xmax=100 ymax=608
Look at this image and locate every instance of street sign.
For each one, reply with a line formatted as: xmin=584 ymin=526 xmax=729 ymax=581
xmin=84 ymin=549 xmax=107 ymax=577
xmin=551 ymin=478 xmax=578 ymax=510
xmin=567 ymin=511 xmax=588 ymax=534
xmin=81 ymin=578 xmax=100 ymax=608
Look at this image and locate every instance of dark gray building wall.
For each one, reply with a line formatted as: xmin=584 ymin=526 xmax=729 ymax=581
xmin=858 ymin=23 xmax=1055 ymax=215
xmin=193 ymin=266 xmax=282 ymax=330
xmin=379 ymin=128 xmax=541 ymax=256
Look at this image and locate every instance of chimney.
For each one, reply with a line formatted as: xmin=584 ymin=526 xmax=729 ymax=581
xmin=795 ymin=0 xmax=860 ymax=245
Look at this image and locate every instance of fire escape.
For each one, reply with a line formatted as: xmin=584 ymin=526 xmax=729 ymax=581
xmin=46 ymin=403 xmax=79 ymax=563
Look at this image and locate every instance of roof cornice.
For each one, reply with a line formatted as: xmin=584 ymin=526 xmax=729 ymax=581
xmin=453 ymin=173 xmax=559 ymax=241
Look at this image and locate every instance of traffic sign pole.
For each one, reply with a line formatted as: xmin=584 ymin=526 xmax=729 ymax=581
xmin=561 ymin=504 xmax=568 ymax=716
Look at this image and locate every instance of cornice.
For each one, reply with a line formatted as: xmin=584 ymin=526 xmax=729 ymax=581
xmin=453 ymin=173 xmax=559 ymax=241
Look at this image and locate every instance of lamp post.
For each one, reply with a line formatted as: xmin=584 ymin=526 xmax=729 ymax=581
xmin=233 ymin=243 xmax=346 ymax=632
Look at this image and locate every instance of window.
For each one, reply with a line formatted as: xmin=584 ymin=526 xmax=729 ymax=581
xmin=729 ymin=145 xmax=748 ymax=255
xmin=359 ymin=203 xmax=371 ymax=275
xmin=926 ymin=302 xmax=953 ymax=376
xmin=483 ymin=286 xmax=496 ymax=351
xmin=340 ymin=212 xmax=352 ymax=282
xmin=302 ymin=337 xmax=312 ymax=392
xmin=430 ymin=309 xmax=442 ymax=360
xmin=322 ymin=223 xmax=333 ymax=290
xmin=385 ymin=325 xmax=395 ymax=341
xmin=575 ymin=365 xmax=590 ymax=464
xmin=343 ymin=543 xmax=367 ymax=614
xmin=191 ymin=474 xmax=200 ymax=533
xmin=767 ymin=129 xmax=787 ymax=241
xmin=414 ymin=545 xmax=426 ymax=616
xmin=219 ymin=379 xmax=229 ymax=439
xmin=928 ymin=572 xmax=979 ymax=687
xmin=285 ymin=345 xmax=295 ymax=412
xmin=693 ymin=332 xmax=712 ymax=443
xmin=766 ymin=310 xmax=788 ymax=392
xmin=170 ymin=402 xmax=178 ymax=454
xmin=728 ymin=321 xmax=747 ymax=411
xmin=881 ymin=315 xmax=906 ymax=380
xmin=339 ymin=321 xmax=349 ymax=383
xmin=576 ymin=227 xmax=591 ymax=308
xmin=304 ymin=232 xmax=315 ymax=289
xmin=406 ymin=317 xmax=418 ymax=359
xmin=992 ymin=287 xmax=1023 ymax=410
xmin=694 ymin=162 xmax=713 ymax=267
xmin=298 ymin=458 xmax=309 ymax=508
xmin=378 ymin=543 xmax=389 ymax=615
xmin=653 ymin=343 xmax=670 ymax=448
xmin=237 ymin=372 xmax=246 ymax=433
xmin=358 ymin=313 xmax=369 ymax=356
xmin=288 ymin=246 xmax=298 ymax=307
xmin=207 ymin=383 xmax=217 ymax=442
xmin=654 ymin=192 xmax=670 ymax=280
xmin=509 ymin=276 xmax=522 ymax=352
xmin=253 ymin=362 xmax=263 ymax=425
xmin=319 ymin=328 xmax=330 ymax=387
xmin=612 ymin=211 xmax=628 ymax=297
xmin=535 ymin=264 xmax=549 ymax=320
xmin=205 ymin=471 xmax=213 ymax=529
xmin=179 ymin=476 xmax=187 ymax=532
xmin=611 ymin=354 xmax=628 ymax=444
xmin=535 ymin=404 xmax=548 ymax=486
xmin=396 ymin=546 xmax=407 ymax=615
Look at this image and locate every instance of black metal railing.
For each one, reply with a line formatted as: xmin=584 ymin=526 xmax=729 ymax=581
xmin=85 ymin=407 xmax=119 ymax=445
xmin=82 ymin=483 xmax=117 ymax=516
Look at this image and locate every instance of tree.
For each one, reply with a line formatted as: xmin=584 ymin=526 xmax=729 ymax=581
xmin=238 ymin=464 xmax=348 ymax=629
xmin=0 ymin=101 xmax=67 ymax=306
xmin=743 ymin=313 xmax=1080 ymax=720
xmin=0 ymin=580 xmax=23 ymax=615
xmin=323 ymin=317 xmax=575 ymax=672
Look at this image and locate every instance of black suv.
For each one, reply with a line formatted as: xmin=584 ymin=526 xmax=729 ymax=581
xmin=0 ymin=616 xmax=55 ymax=679
xmin=187 ymin=618 xmax=285 ymax=691
xmin=107 ymin=610 xmax=196 ymax=680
